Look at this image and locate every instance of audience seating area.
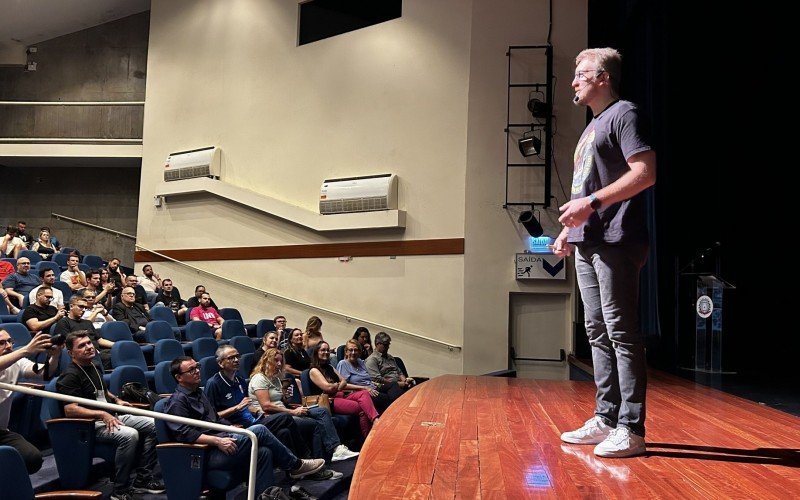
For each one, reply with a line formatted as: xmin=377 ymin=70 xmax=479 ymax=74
xmin=3 ymin=243 xmax=382 ymax=498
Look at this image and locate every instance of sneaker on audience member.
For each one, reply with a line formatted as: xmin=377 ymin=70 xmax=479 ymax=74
xmin=110 ymin=491 xmax=133 ymax=500
xmin=289 ymin=485 xmax=318 ymax=500
xmin=331 ymin=444 xmax=359 ymax=462
xmin=260 ymin=486 xmax=291 ymax=500
xmin=593 ymin=426 xmax=646 ymax=458
xmin=132 ymin=475 xmax=166 ymax=494
xmin=289 ymin=458 xmax=325 ymax=479
xmin=560 ymin=416 xmax=614 ymax=444
xmin=307 ymin=468 xmax=343 ymax=480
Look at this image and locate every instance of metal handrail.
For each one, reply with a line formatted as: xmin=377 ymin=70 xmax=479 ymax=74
xmin=51 ymin=213 xmax=137 ymax=239
xmin=0 ymin=382 xmax=259 ymax=500
xmin=0 ymin=101 xmax=144 ymax=106
xmin=47 ymin=212 xmax=462 ymax=351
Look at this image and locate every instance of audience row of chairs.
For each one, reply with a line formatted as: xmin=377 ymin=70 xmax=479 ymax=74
xmin=1 ymin=249 xmax=104 ymax=268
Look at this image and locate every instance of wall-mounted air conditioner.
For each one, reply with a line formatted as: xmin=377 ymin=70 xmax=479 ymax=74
xmin=163 ymin=146 xmax=220 ymax=181
xmin=319 ymin=174 xmax=398 ymax=214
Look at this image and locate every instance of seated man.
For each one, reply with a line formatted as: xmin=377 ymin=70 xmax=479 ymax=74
xmin=154 ymin=278 xmax=188 ymax=323
xmin=29 ymin=267 xmax=65 ymax=308
xmin=56 ymin=331 xmax=164 ymax=500
xmin=22 ymin=287 xmax=66 ymax=335
xmin=118 ymin=275 xmax=149 ymax=312
xmin=78 ymin=289 xmax=115 ymax=330
xmin=60 ymin=254 xmax=87 ymax=292
xmin=110 ymin=287 xmax=151 ymax=342
xmin=164 ymin=356 xmax=325 ymax=500
xmin=189 ymin=292 xmax=224 ymax=340
xmin=53 ymin=296 xmax=113 ymax=369
xmin=2 ymin=257 xmax=41 ymax=308
xmin=0 ymin=329 xmax=62 ymax=473
xmin=186 ymin=284 xmax=219 ymax=312
xmin=81 ymin=269 xmax=115 ymax=310
xmin=137 ymin=265 xmax=162 ymax=306
xmin=365 ymin=332 xmax=428 ymax=392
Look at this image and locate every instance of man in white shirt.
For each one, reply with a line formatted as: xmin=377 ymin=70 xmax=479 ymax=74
xmin=0 ymin=329 xmax=62 ymax=473
xmin=137 ymin=265 xmax=161 ymax=306
xmin=60 ymin=254 xmax=87 ymax=291
xmin=29 ymin=267 xmax=65 ymax=308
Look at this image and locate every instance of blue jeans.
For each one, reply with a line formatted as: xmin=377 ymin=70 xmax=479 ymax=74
xmin=94 ymin=414 xmax=158 ymax=494
xmin=575 ymin=242 xmax=648 ymax=437
xmin=207 ymin=424 xmax=296 ymax=494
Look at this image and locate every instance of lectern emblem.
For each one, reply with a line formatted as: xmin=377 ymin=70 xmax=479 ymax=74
xmin=696 ymin=295 xmax=713 ymax=319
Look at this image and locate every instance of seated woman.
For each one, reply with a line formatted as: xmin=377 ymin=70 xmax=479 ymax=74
xmin=252 ymin=330 xmax=278 ymax=367
xmin=249 ymin=347 xmax=359 ymax=465
xmin=284 ymin=328 xmax=311 ymax=377
xmin=352 ymin=327 xmax=374 ymax=360
xmin=336 ymin=339 xmax=396 ymax=413
xmin=309 ymin=341 xmax=380 ymax=438
xmin=31 ymin=228 xmax=56 ymax=261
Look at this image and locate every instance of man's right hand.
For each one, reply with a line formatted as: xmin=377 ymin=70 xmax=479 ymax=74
xmin=101 ymin=412 xmax=124 ymax=433
xmin=216 ymin=436 xmax=238 ymax=455
xmin=24 ymin=333 xmax=53 ymax=355
xmin=550 ymin=228 xmax=572 ymax=258
xmin=291 ymin=406 xmax=309 ymax=417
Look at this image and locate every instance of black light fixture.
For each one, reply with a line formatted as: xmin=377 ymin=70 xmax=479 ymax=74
xmin=526 ymin=97 xmax=550 ymax=118
xmin=518 ymin=209 xmax=543 ymax=237
xmin=518 ymin=130 xmax=542 ymax=157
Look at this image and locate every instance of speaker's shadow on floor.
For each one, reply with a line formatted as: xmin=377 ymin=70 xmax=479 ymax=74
xmin=646 ymin=442 xmax=800 ymax=467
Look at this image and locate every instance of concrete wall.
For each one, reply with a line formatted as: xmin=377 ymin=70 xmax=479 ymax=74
xmin=138 ymin=0 xmax=587 ymax=378
xmin=0 ymin=12 xmax=149 ymax=138
xmin=0 ymin=165 xmax=140 ymax=263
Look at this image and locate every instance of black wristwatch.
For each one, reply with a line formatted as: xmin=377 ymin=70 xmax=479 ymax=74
xmin=588 ymin=193 xmax=602 ymax=211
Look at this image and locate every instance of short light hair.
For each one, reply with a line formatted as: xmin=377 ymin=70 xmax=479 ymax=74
xmin=215 ymin=345 xmax=237 ymax=365
xmin=576 ymin=47 xmax=622 ymax=95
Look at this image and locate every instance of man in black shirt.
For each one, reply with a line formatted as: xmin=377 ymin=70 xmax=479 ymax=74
xmin=22 ymin=287 xmax=66 ymax=335
xmin=111 ymin=287 xmax=151 ymax=342
xmin=53 ymin=295 xmax=113 ymax=369
xmin=56 ymin=331 xmax=164 ymax=500
xmin=154 ymin=279 xmax=188 ymax=323
xmin=186 ymin=284 xmax=219 ymax=311
xmin=163 ymin=356 xmax=324 ymax=499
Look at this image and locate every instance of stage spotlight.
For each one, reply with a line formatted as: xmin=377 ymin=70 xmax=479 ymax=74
xmin=518 ymin=210 xmax=543 ymax=237
xmin=526 ymin=98 xmax=550 ymax=118
xmin=518 ymin=133 xmax=542 ymax=157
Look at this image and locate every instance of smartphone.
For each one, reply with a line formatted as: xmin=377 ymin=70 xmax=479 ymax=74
xmin=307 ymin=404 xmax=319 ymax=409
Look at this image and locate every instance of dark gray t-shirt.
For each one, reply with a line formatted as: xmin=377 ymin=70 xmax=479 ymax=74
xmin=568 ymin=100 xmax=652 ymax=245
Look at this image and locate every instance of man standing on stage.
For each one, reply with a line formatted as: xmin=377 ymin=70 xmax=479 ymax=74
xmin=554 ymin=48 xmax=656 ymax=458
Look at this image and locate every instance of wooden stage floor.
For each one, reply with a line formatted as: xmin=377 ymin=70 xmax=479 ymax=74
xmin=350 ymin=372 xmax=800 ymax=499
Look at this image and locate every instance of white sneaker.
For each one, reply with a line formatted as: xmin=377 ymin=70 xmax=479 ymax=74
xmin=560 ymin=416 xmax=614 ymax=444
xmin=594 ymin=427 xmax=646 ymax=458
xmin=331 ymin=444 xmax=359 ymax=462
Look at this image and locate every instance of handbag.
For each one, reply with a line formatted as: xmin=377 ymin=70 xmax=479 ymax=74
xmin=301 ymin=394 xmax=331 ymax=414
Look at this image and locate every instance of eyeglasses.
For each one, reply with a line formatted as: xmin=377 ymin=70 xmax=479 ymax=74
xmin=180 ymin=365 xmax=200 ymax=375
xmin=43 ymin=296 xmax=54 ymax=301
xmin=346 ymin=348 xmax=359 ymax=353
xmin=0 ymin=339 xmax=14 ymax=347
xmin=574 ymin=69 xmax=605 ymax=81
xmin=224 ymin=354 xmax=241 ymax=361
xmin=122 ymin=292 xmax=135 ymax=296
